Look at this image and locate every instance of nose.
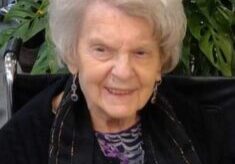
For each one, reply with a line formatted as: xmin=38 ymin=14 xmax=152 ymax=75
xmin=111 ymin=53 xmax=134 ymax=80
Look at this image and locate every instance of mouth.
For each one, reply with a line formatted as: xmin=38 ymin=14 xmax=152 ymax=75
xmin=105 ymin=87 xmax=135 ymax=96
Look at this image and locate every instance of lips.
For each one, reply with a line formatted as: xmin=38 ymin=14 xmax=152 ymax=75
xmin=105 ymin=87 xmax=135 ymax=95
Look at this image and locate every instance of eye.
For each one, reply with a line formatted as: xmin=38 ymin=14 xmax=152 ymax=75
xmin=134 ymin=49 xmax=148 ymax=57
xmin=91 ymin=45 xmax=113 ymax=61
xmin=136 ymin=51 xmax=146 ymax=56
xmin=94 ymin=46 xmax=105 ymax=52
xmin=92 ymin=45 xmax=108 ymax=55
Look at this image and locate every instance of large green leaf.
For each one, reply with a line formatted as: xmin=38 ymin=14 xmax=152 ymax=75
xmin=188 ymin=12 xmax=204 ymax=40
xmin=0 ymin=0 xmax=49 ymax=53
xmin=184 ymin=0 xmax=234 ymax=76
xmin=5 ymin=9 xmax=36 ymax=21
xmin=16 ymin=0 xmax=41 ymax=9
xmin=0 ymin=27 xmax=15 ymax=48
xmin=196 ymin=0 xmax=216 ymax=16
xmin=14 ymin=16 xmax=47 ymax=42
xmin=4 ymin=0 xmax=40 ymax=22
xmin=199 ymin=30 xmax=232 ymax=76
xmin=31 ymin=41 xmax=59 ymax=74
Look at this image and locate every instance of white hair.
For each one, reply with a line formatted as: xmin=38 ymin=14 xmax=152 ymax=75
xmin=48 ymin=0 xmax=186 ymax=73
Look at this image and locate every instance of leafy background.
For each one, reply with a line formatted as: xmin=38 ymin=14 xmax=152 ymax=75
xmin=174 ymin=0 xmax=235 ymax=76
xmin=0 ymin=0 xmax=234 ymax=76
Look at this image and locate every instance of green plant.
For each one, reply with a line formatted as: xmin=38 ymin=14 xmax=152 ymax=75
xmin=0 ymin=0 xmax=234 ymax=76
xmin=174 ymin=0 xmax=235 ymax=76
xmin=0 ymin=0 xmax=60 ymax=74
xmin=0 ymin=0 xmax=46 ymax=45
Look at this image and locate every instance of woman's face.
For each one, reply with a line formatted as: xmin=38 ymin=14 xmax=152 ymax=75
xmin=69 ymin=2 xmax=162 ymax=122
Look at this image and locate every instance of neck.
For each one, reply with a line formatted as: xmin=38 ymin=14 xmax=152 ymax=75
xmin=90 ymin=113 xmax=140 ymax=133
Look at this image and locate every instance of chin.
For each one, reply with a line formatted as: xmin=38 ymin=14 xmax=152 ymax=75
xmin=104 ymin=106 xmax=139 ymax=120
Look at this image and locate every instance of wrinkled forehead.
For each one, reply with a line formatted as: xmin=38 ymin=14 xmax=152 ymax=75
xmin=82 ymin=0 xmax=158 ymax=38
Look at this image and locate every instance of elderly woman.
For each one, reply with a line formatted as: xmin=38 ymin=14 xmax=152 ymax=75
xmin=0 ymin=0 xmax=204 ymax=164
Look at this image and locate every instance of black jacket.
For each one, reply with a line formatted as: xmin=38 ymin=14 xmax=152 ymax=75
xmin=0 ymin=74 xmax=234 ymax=164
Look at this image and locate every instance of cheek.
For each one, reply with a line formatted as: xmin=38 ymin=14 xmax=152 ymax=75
xmin=137 ymin=65 xmax=159 ymax=88
xmin=79 ymin=69 xmax=100 ymax=94
xmin=78 ymin=71 xmax=101 ymax=111
xmin=78 ymin=62 xmax=111 ymax=98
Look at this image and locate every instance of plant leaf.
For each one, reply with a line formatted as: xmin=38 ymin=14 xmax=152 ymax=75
xmin=31 ymin=41 xmax=59 ymax=74
xmin=188 ymin=12 xmax=204 ymax=40
xmin=0 ymin=27 xmax=16 ymax=48
xmin=199 ymin=30 xmax=232 ymax=76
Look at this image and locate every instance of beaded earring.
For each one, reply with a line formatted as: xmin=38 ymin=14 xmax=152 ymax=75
xmin=71 ymin=74 xmax=78 ymax=102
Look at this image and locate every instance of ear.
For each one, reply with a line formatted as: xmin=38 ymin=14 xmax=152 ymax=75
xmin=157 ymin=48 xmax=166 ymax=77
xmin=155 ymin=54 xmax=163 ymax=82
xmin=67 ymin=61 xmax=79 ymax=75
xmin=155 ymin=72 xmax=162 ymax=82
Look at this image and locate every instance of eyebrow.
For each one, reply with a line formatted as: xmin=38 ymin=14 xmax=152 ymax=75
xmin=87 ymin=36 xmax=158 ymax=51
xmin=87 ymin=37 xmax=108 ymax=46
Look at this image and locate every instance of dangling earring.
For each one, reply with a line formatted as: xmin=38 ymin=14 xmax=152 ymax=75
xmin=71 ymin=74 xmax=78 ymax=102
xmin=151 ymin=80 xmax=161 ymax=104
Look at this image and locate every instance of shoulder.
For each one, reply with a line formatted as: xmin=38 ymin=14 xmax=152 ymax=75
xmin=0 ymin=74 xmax=69 ymax=164
xmin=0 ymin=88 xmax=56 ymax=164
xmin=0 ymin=96 xmax=53 ymax=164
xmin=141 ymin=94 xmax=205 ymax=164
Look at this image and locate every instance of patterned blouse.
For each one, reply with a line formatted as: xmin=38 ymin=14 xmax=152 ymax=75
xmin=95 ymin=122 xmax=144 ymax=164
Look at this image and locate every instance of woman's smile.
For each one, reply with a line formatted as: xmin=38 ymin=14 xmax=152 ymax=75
xmin=104 ymin=87 xmax=137 ymax=103
xmin=105 ymin=87 xmax=135 ymax=96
